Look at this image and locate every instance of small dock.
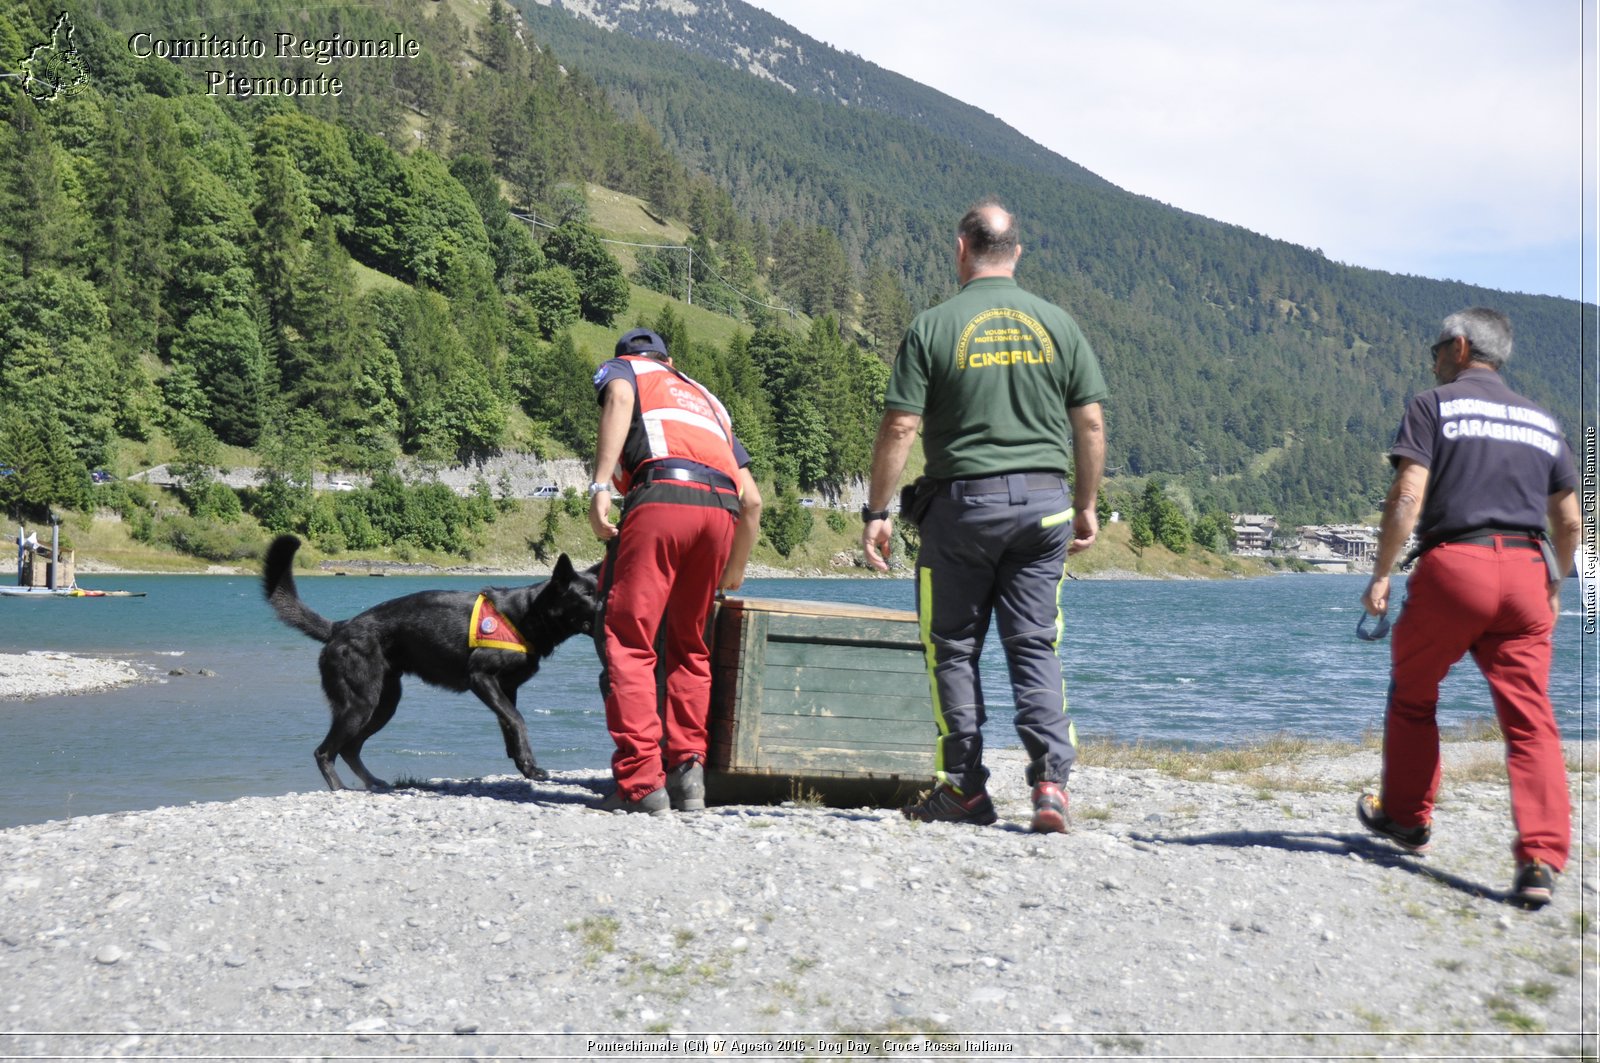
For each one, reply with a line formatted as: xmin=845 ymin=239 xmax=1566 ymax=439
xmin=7 ymin=525 xmax=144 ymax=598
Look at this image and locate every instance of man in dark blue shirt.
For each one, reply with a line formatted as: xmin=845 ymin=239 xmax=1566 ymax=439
xmin=1359 ymin=308 xmax=1581 ymax=909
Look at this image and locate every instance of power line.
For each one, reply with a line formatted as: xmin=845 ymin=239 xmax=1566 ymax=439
xmin=509 ymin=211 xmax=798 ymax=319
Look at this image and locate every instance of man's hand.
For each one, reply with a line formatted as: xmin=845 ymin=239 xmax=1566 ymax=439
xmin=588 ymin=489 xmax=617 ymax=540
xmin=1069 ymin=507 xmax=1098 ymax=555
xmin=862 ymin=517 xmax=894 ymax=572
xmin=1363 ymin=575 xmax=1390 ymax=617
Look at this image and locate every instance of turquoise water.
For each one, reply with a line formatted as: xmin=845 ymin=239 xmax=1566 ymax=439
xmin=0 ymin=571 xmax=1589 ymax=828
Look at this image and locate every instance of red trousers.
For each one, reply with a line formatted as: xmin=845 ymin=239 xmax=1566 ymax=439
xmin=1383 ymin=539 xmax=1569 ymax=870
xmin=599 ymin=501 xmax=734 ymax=800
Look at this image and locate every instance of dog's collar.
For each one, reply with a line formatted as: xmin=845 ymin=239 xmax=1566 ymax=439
xmin=469 ymin=594 xmax=527 ymax=653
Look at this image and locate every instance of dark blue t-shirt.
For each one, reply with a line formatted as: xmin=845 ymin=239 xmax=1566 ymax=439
xmin=1389 ymin=367 xmax=1577 ymax=543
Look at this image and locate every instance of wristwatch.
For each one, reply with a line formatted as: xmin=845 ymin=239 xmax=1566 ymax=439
xmin=588 ymin=482 xmax=611 ymax=496
xmin=860 ymin=504 xmax=890 ymax=523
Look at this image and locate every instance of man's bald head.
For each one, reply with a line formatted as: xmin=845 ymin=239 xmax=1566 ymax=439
xmin=956 ymin=197 xmax=1021 ymax=281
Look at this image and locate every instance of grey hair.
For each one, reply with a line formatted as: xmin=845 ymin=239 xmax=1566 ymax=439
xmin=1438 ymin=307 xmax=1513 ymax=368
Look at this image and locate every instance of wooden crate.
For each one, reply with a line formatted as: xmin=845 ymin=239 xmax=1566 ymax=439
xmin=705 ymin=596 xmax=934 ymax=806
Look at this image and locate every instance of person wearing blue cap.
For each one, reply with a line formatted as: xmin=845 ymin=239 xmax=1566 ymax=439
xmin=588 ymin=327 xmax=762 ymax=814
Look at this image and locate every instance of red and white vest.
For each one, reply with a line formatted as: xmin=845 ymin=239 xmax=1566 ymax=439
xmin=611 ymin=355 xmax=739 ymax=494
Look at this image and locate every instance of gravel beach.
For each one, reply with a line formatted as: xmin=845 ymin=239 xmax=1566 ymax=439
xmin=1 ymin=741 xmax=1593 ymax=1060
xmin=0 ymin=652 xmax=146 ymax=700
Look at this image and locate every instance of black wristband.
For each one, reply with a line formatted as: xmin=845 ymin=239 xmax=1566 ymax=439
xmin=860 ymin=505 xmax=890 ymax=523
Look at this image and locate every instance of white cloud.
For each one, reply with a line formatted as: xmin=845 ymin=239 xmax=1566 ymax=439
xmin=749 ymin=0 xmax=1591 ymax=298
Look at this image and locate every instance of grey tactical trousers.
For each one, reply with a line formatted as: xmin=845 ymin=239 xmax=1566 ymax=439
xmin=913 ymin=472 xmax=1078 ymax=795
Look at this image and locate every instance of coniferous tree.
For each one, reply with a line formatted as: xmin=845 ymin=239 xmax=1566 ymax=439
xmin=0 ymin=269 xmax=119 ymax=467
xmin=544 ymin=221 xmax=629 ymax=325
xmin=92 ymin=96 xmax=175 ymax=362
xmin=0 ymin=96 xmax=76 ymax=279
xmin=284 ymin=217 xmax=372 ymax=453
xmin=251 ymin=146 xmax=313 ymax=367
xmin=860 ymin=262 xmax=912 ymax=362
xmin=510 ymin=330 xmax=599 ymax=456
xmin=0 ymin=406 xmax=87 ymax=518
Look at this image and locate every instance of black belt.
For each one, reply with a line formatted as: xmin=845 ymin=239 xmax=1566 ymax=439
xmin=1443 ymin=531 xmax=1541 ymax=551
xmin=1405 ymin=527 xmax=1543 ymax=568
xmin=947 ymin=473 xmax=1065 ymax=498
xmin=633 ymin=466 xmax=737 ymax=492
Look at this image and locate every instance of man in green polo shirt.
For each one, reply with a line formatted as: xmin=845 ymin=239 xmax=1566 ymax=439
xmin=862 ymin=197 xmax=1107 ymax=833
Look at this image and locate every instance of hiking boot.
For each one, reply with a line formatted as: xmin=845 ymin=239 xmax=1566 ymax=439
xmin=1031 ymin=781 xmax=1069 ymax=834
xmin=902 ymin=784 xmax=997 ymax=826
xmin=1356 ymin=793 xmax=1431 ymax=853
xmin=666 ymin=758 xmax=706 ymax=811
xmin=1511 ymin=860 xmax=1555 ymax=910
xmin=596 ymin=786 xmax=671 ymax=816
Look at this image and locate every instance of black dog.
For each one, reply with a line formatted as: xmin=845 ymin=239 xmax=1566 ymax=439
xmin=262 ymin=534 xmax=600 ymax=791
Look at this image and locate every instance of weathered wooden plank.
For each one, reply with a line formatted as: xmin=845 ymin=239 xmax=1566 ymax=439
xmin=752 ymin=746 xmax=929 ymax=776
xmin=712 ymin=638 xmax=742 ymax=669
xmin=730 ymin=610 xmax=767 ymax=768
xmin=703 ymin=770 xmax=927 ymax=809
xmin=763 ymin=614 xmax=923 ymax=649
xmin=720 ymin=596 xmax=915 ymax=623
xmin=756 ymin=691 xmax=932 ymax=730
xmin=756 ymin=665 xmax=925 ymax=694
xmin=760 ymin=641 xmax=927 ymax=677
xmin=757 ymin=710 xmax=930 ymax=745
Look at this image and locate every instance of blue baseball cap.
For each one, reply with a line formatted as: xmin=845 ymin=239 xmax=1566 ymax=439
xmin=615 ymin=328 xmax=669 ymax=359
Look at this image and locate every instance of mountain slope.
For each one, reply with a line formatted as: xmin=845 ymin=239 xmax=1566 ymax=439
xmin=519 ymin=0 xmax=1588 ymax=519
xmin=531 ymin=0 xmax=1112 ymax=192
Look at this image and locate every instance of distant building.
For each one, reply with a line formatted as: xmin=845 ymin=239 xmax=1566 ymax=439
xmin=1294 ymin=523 xmax=1380 ymax=567
xmin=1231 ymin=514 xmax=1277 ymax=554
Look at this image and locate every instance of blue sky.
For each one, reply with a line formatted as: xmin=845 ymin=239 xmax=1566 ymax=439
xmin=752 ymin=0 xmax=1596 ymax=303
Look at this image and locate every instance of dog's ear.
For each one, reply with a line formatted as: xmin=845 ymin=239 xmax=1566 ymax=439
xmin=552 ymin=553 xmax=575 ymax=583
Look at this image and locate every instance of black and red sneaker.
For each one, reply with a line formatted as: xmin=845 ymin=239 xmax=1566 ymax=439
xmin=1031 ymin=781 xmax=1069 ymax=834
xmin=1511 ymin=860 xmax=1555 ymax=909
xmin=1356 ymin=793 xmax=1431 ymax=853
xmin=902 ymin=784 xmax=997 ymax=826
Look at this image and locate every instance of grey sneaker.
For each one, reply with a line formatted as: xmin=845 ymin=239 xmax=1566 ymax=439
xmin=596 ymin=786 xmax=670 ymax=816
xmin=666 ymin=759 xmax=705 ymax=811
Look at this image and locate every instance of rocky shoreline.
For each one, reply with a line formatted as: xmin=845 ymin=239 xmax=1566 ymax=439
xmin=1 ymin=744 xmax=1592 ymax=1059
xmin=0 ymin=651 xmax=148 ymax=700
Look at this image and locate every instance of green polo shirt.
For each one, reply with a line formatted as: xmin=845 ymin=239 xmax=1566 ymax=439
xmin=885 ymin=276 xmax=1108 ymax=480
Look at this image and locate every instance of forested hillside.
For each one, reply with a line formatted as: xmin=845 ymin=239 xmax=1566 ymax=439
xmin=520 ymin=0 xmax=1591 ymax=520
xmin=0 ymin=0 xmax=1587 ymax=572
xmin=0 ymin=0 xmax=889 ymax=560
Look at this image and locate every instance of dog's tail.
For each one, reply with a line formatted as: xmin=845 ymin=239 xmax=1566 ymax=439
xmin=262 ymin=534 xmax=335 ymax=643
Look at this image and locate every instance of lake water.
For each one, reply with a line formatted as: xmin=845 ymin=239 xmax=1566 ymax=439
xmin=0 ymin=571 xmax=1590 ymax=828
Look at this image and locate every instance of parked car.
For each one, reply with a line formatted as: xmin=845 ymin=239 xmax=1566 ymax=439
xmin=798 ymin=497 xmax=817 ymax=508
xmin=531 ymin=484 xmax=561 ymax=499
xmin=327 ymin=479 xmax=356 ymax=492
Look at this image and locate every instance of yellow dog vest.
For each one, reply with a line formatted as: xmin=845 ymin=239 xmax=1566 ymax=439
xmin=468 ymin=594 xmax=526 ymax=653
